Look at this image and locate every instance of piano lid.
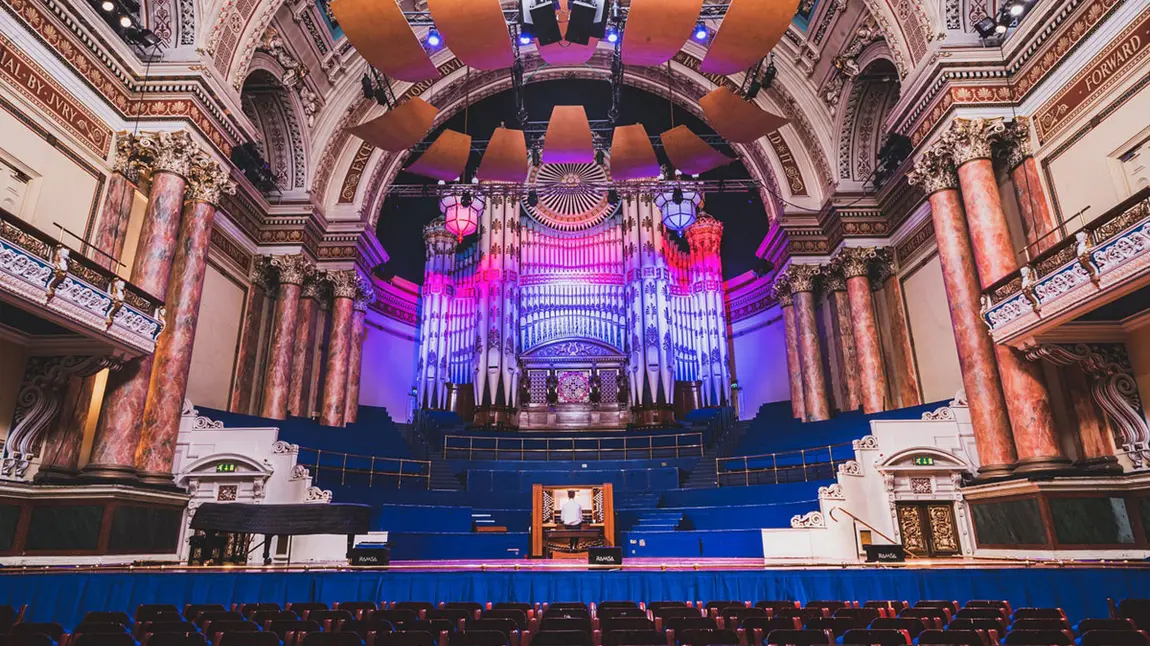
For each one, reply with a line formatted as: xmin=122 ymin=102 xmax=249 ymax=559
xmin=190 ymin=503 xmax=372 ymax=536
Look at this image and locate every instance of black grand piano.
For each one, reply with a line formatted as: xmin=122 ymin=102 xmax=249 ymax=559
xmin=189 ymin=503 xmax=371 ymax=565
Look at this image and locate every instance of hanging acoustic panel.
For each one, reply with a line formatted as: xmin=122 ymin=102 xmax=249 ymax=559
xmin=700 ymin=0 xmax=800 ymax=74
xmin=345 ymin=98 xmax=440 ymax=152
xmin=621 ymin=0 xmax=704 ymax=66
xmin=542 ymin=106 xmax=595 ymax=164
xmin=539 ymin=8 xmax=599 ymax=65
xmin=699 ymin=87 xmax=788 ymax=143
xmin=427 ymin=0 xmax=514 ymax=70
xmin=660 ymin=125 xmax=733 ymax=175
xmin=477 ymin=127 xmax=529 ymax=182
xmin=407 ymin=130 xmax=472 ymax=181
xmin=610 ymin=124 xmax=660 ymax=180
xmin=331 ymin=0 xmax=439 ymax=82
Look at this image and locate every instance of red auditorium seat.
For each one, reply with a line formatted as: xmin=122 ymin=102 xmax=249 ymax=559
xmin=805 ymin=602 xmax=853 ymax=613
xmin=405 ymin=619 xmax=457 ymax=636
xmin=898 ymin=608 xmax=950 ymax=629
xmin=915 ymin=602 xmax=960 ymax=615
xmin=253 ymin=611 xmax=299 ymax=625
xmin=1081 ymin=630 xmax=1150 ymax=646
xmin=548 ymin=606 xmax=588 ymax=612
xmin=597 ymin=604 xmax=639 ymax=611
xmin=0 ymin=635 xmax=53 ymax=646
xmin=598 ymin=610 xmax=647 ymax=621
xmin=308 ymin=611 xmax=357 ymax=630
xmin=82 ymin=613 xmax=132 ymax=627
xmin=946 ymin=618 xmax=1005 ymax=638
xmin=137 ymin=620 xmax=199 ymax=639
xmin=964 ymin=602 xmax=1012 ymax=616
xmin=11 ymin=623 xmax=66 ymax=642
xmin=289 ymin=605 xmax=330 ymax=618
xmin=543 ymin=609 xmax=588 ymax=621
xmin=1012 ymin=608 xmax=1066 ymax=621
xmin=917 ymin=629 xmax=990 ymax=646
xmin=0 ymin=606 xmax=28 ymax=633
xmin=465 ymin=619 xmax=518 ymax=639
xmin=443 ymin=606 xmax=482 ymax=616
xmin=753 ymin=602 xmax=799 ymax=613
xmin=868 ymin=618 xmax=926 ymax=638
xmin=196 ymin=612 xmax=246 ymax=630
xmin=771 ymin=609 xmax=827 ymax=623
xmin=841 ymin=628 xmax=912 ymax=646
xmin=301 ymin=633 xmax=365 ymax=646
xmin=1002 ymin=629 xmax=1076 ymax=645
xmin=664 ymin=617 xmax=717 ymax=635
xmin=216 ymin=632 xmax=281 ymax=646
xmin=428 ymin=610 xmax=471 ymax=625
xmin=202 ymin=620 xmax=259 ymax=642
xmin=237 ymin=606 xmax=281 ymax=619
xmin=448 ymin=631 xmax=509 ymax=646
xmin=601 ymin=618 xmax=656 ymax=634
xmin=144 ymin=633 xmax=209 ymax=646
xmin=762 ymin=628 xmax=834 ymax=646
xmin=1011 ymin=618 xmax=1070 ymax=631
xmin=956 ymin=609 xmax=1009 ymax=622
xmin=718 ymin=608 xmax=765 ymax=627
xmin=72 ymin=623 xmax=128 ymax=635
xmin=803 ymin=617 xmax=855 ymax=637
xmin=832 ymin=609 xmax=882 ymax=626
xmin=339 ymin=620 xmax=395 ymax=639
xmin=601 ymin=630 xmax=665 ymax=646
xmin=393 ymin=604 xmax=436 ymax=616
xmin=370 ymin=633 xmax=436 ymax=646
xmin=482 ymin=611 xmax=528 ymax=628
xmin=647 ymin=604 xmax=688 ymax=612
xmin=266 ymin=619 xmax=323 ymax=644
xmin=71 ymin=634 xmax=136 ymax=646
xmin=528 ymin=631 xmax=592 ymax=646
xmin=1078 ymin=618 xmax=1138 ymax=633
xmin=491 ymin=606 xmax=533 ymax=615
xmin=538 ymin=618 xmax=592 ymax=634
xmin=1116 ymin=600 xmax=1150 ymax=631
xmin=373 ymin=611 xmax=419 ymax=627
xmin=863 ymin=602 xmax=908 ymax=613
xmin=676 ymin=628 xmax=739 ymax=646
xmin=335 ymin=604 xmax=378 ymax=620
xmin=185 ymin=607 xmax=227 ymax=622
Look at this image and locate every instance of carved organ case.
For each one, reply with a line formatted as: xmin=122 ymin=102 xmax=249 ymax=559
xmin=531 ymin=483 xmax=615 ymax=558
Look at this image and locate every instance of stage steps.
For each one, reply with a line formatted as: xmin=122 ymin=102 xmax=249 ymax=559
xmin=630 ymin=510 xmax=684 ymax=530
xmin=682 ymin=419 xmax=750 ymax=489
xmin=394 ymin=421 xmax=463 ymax=491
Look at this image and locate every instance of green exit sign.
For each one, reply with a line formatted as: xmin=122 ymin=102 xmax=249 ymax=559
xmin=913 ymin=456 xmax=934 ymax=466
xmin=216 ymin=463 xmax=238 ymax=473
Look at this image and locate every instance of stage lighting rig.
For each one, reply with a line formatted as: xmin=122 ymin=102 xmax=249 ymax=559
xmin=607 ymin=42 xmax=624 ymax=124
xmin=426 ymin=28 xmax=443 ymax=49
xmin=693 ymin=22 xmax=709 ymax=41
xmin=521 ymin=0 xmax=563 ymax=46
xmin=743 ymin=55 xmax=776 ymax=100
xmin=511 ymin=32 xmax=529 ymax=125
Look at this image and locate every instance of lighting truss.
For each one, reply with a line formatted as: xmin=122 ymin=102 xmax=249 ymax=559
xmin=411 ymin=119 xmax=729 ymax=154
xmin=398 ymin=4 xmax=733 ymax=27
xmin=386 ymin=177 xmax=761 ymax=198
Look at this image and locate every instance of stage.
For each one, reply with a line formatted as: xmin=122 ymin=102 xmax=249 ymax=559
xmin=2 ymin=561 xmax=1149 ymax=627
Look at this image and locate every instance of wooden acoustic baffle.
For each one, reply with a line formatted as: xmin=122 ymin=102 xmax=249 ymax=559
xmin=477 ymin=128 xmax=529 ymax=182
xmin=610 ymin=124 xmax=661 ymax=180
xmin=542 ymin=106 xmax=595 ymax=164
xmin=427 ymin=0 xmax=513 ymax=70
xmin=700 ymin=0 xmax=801 ymax=74
xmin=699 ymin=87 xmax=789 ymax=144
xmin=331 ymin=0 xmax=439 ymax=82
xmin=407 ymin=130 xmax=473 ymax=181
xmin=660 ymin=125 xmax=733 ymax=176
xmin=345 ymin=98 xmax=439 ymax=152
xmin=621 ymin=0 xmax=704 ymax=66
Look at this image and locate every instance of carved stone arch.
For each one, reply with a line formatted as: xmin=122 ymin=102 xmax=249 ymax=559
xmin=240 ymin=57 xmax=309 ymax=193
xmin=835 ymin=53 xmax=901 ymax=184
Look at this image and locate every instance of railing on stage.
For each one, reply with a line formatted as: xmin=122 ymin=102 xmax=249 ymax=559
xmin=443 ymin=432 xmax=705 ymax=461
xmin=715 ymin=442 xmax=854 ymax=486
xmin=299 ymin=447 xmax=432 ymax=489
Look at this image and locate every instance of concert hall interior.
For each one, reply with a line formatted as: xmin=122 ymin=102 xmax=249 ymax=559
xmin=3 ymin=0 xmax=1150 ymax=625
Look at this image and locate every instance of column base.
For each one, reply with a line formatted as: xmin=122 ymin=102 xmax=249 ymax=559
xmin=32 ymin=465 xmax=80 ymax=484
xmin=1074 ymin=455 xmax=1124 ymax=474
xmin=135 ymin=469 xmax=184 ymax=491
xmin=76 ymin=464 xmax=139 ymax=484
xmin=631 ymin=405 xmax=675 ymax=429
xmin=1012 ymin=455 xmax=1075 ymax=476
xmin=973 ymin=463 xmax=1016 ymax=482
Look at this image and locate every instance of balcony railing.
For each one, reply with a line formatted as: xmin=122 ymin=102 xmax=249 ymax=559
xmin=0 ymin=209 xmax=164 ymax=354
xmin=299 ymin=447 xmax=432 ymax=489
xmin=443 ymin=432 xmax=705 ymax=461
xmin=716 ymin=442 xmax=854 ymax=486
xmin=980 ymin=188 xmax=1150 ymax=341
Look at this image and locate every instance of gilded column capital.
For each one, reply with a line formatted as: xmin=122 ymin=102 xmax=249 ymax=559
xmin=940 ymin=117 xmax=1007 ymax=166
xmin=135 ymin=130 xmax=198 ymax=177
xmin=835 ymin=246 xmax=879 ymax=279
xmin=250 ymin=256 xmax=274 ymax=291
xmin=870 ymin=248 xmax=895 ymax=290
xmin=998 ymin=117 xmax=1034 ymax=171
xmin=270 ymin=254 xmax=314 ymax=285
xmin=301 ymin=275 xmax=328 ymax=300
xmin=821 ymin=265 xmax=847 ymax=292
xmin=111 ymin=132 xmax=146 ymax=182
xmin=184 ymin=152 xmax=236 ymax=206
xmin=788 ymin=264 xmax=821 ymax=293
xmin=327 ymin=269 xmax=372 ymax=300
xmin=770 ymin=276 xmax=794 ymax=308
xmin=907 ymin=146 xmax=959 ymax=195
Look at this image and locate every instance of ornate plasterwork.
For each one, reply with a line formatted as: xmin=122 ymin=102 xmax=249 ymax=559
xmin=818 ymin=483 xmax=845 ymax=499
xmin=790 ymin=510 xmax=826 ymax=528
xmin=269 ymin=253 xmax=314 ymax=285
xmin=922 ymin=405 xmax=956 ymax=421
xmin=271 ymin=440 xmax=300 ymax=454
xmin=853 ymin=435 xmax=879 ymax=450
xmin=939 ymin=117 xmax=1007 ymax=165
xmin=838 ymin=460 xmax=864 ymax=476
xmin=907 ymin=144 xmax=959 ymax=194
xmin=185 ymin=152 xmax=238 ymax=206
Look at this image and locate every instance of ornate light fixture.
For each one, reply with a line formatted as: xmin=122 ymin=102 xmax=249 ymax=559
xmin=655 ymin=188 xmax=701 ymax=232
xmin=439 ymin=191 xmax=484 ymax=241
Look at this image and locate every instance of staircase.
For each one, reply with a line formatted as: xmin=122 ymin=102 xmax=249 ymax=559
xmin=630 ymin=510 xmax=684 ymax=531
xmin=682 ymin=417 xmax=750 ymax=489
xmin=395 ymin=420 xmax=463 ymax=491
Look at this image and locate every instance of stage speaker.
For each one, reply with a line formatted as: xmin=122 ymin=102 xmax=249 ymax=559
xmin=588 ymin=546 xmax=622 ymax=566
xmin=863 ymin=544 xmax=905 ymax=563
xmin=524 ymin=0 xmax=563 ymax=45
xmin=350 ymin=543 xmax=391 ymax=566
xmin=565 ymin=0 xmax=604 ymax=44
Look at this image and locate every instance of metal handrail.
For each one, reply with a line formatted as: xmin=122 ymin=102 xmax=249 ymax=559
xmin=442 ymin=432 xmax=705 ymax=461
xmin=828 ymin=506 xmax=915 ymax=559
xmin=715 ymin=442 xmax=854 ymax=486
xmin=298 ymin=446 xmax=433 ymax=489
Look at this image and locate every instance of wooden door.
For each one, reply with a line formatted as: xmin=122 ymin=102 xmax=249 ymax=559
xmin=896 ymin=502 xmax=960 ymax=557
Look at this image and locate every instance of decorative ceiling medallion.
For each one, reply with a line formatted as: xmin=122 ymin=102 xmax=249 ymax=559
xmin=523 ymin=162 xmax=618 ymax=231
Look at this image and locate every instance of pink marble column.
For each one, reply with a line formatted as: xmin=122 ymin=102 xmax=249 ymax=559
xmin=90 ymin=134 xmax=138 ymax=271
xmin=343 ymin=298 xmax=370 ymax=424
xmin=1062 ymin=367 xmax=1120 ymax=471
xmin=838 ymin=247 xmax=889 ymax=414
xmin=287 ymin=281 xmax=321 ymax=417
xmin=775 ymin=285 xmax=806 ymax=420
xmin=876 ymin=275 xmax=922 ymax=408
xmin=945 ymin=117 xmax=1070 ymax=474
xmin=320 ymin=270 xmax=366 ymax=427
xmin=35 ymin=376 xmax=94 ymax=480
xmin=828 ymin=282 xmax=861 ymax=412
xmin=83 ymin=131 xmax=196 ymax=481
xmin=229 ymin=259 xmax=270 ymax=414
xmin=1004 ymin=118 xmax=1062 ymax=256
xmin=260 ymin=255 xmax=313 ymax=419
xmin=135 ymin=156 xmax=235 ymax=486
xmin=788 ymin=265 xmax=831 ymax=422
xmin=909 ymin=148 xmax=1016 ymax=479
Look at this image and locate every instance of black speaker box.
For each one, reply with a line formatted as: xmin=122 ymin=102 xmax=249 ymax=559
xmin=587 ymin=546 xmax=623 ymax=566
xmin=350 ymin=544 xmax=390 ymax=566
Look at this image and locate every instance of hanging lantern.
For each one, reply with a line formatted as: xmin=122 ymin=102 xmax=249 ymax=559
xmin=655 ymin=187 xmax=701 ymax=232
xmin=439 ymin=191 xmax=485 ymax=241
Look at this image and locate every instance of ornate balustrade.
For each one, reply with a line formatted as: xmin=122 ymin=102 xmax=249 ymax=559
xmin=716 ymin=442 xmax=855 ymax=486
xmin=0 ymin=208 xmax=165 ymax=355
xmin=443 ymin=432 xmax=705 ymax=461
xmin=981 ymin=188 xmax=1150 ymax=344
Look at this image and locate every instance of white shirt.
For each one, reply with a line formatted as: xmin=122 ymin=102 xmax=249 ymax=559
xmin=560 ymin=498 xmax=584 ymax=526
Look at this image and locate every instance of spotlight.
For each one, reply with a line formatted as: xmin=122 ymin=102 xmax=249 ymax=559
xmin=527 ymin=189 xmax=539 ymax=207
xmin=460 ymin=191 xmax=473 ymax=208
xmin=119 ymin=14 xmax=133 ymax=27
xmin=994 ymin=22 xmax=1008 ymax=34
xmin=519 ymin=33 xmax=533 ymax=45
xmin=693 ymin=22 xmax=708 ymax=41
xmin=426 ymin=28 xmax=442 ymax=48
xmin=100 ymin=0 xmax=114 ymax=11
xmin=530 ymin=148 xmax=541 ymax=167
xmin=565 ymin=0 xmax=605 ymax=45
xmin=361 ymin=74 xmax=374 ymax=100
xmin=672 ymin=187 xmax=684 ymax=205
xmin=974 ymin=16 xmax=998 ymax=38
xmin=595 ymin=149 xmax=605 ymax=165
xmin=437 ymin=179 xmax=447 ymax=185
xmin=607 ymin=189 xmax=619 ymax=205
xmin=471 ymin=176 xmax=480 ymax=185
xmin=1008 ymin=2 xmax=1024 ymax=16
xmin=605 ymin=25 xmax=619 ymax=43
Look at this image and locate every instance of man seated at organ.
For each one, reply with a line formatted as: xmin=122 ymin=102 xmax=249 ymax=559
xmin=561 ymin=490 xmax=584 ymax=549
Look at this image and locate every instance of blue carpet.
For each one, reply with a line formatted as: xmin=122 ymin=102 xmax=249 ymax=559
xmin=3 ymin=568 xmax=1149 ymax=628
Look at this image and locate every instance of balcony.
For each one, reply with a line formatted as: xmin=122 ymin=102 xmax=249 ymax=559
xmin=0 ymin=208 xmax=164 ymax=356
xmin=980 ymin=188 xmax=1150 ymax=346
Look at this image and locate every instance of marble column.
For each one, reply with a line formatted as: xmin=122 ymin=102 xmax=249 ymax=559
xmin=90 ymin=132 xmax=139 ymax=271
xmin=260 ymin=254 xmax=314 ymax=419
xmin=135 ymin=154 xmax=236 ymax=486
xmin=229 ymin=259 xmax=271 ymax=414
xmin=823 ymin=268 xmax=861 ymax=412
xmin=1004 ymin=118 xmax=1062 ymax=256
xmin=33 ymin=375 xmax=96 ymax=480
xmin=83 ymin=131 xmax=197 ymax=481
xmin=773 ymin=281 xmax=806 ymax=420
xmin=909 ymin=147 xmax=1016 ymax=479
xmin=320 ymin=270 xmax=368 ymax=427
xmin=945 ymin=117 xmax=1070 ymax=474
xmin=343 ymin=294 xmax=373 ymax=424
xmin=1062 ymin=367 xmax=1120 ymax=471
xmin=789 ymin=264 xmax=831 ymax=422
xmin=287 ymin=278 xmax=323 ymax=417
xmin=837 ymin=247 xmax=889 ymax=414
xmin=875 ymin=271 xmax=923 ymax=408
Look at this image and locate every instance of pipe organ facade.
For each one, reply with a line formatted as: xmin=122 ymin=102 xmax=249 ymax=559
xmin=415 ymin=165 xmax=733 ymax=428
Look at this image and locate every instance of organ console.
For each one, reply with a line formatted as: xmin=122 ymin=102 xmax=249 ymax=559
xmin=530 ymin=483 xmax=615 ymax=558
